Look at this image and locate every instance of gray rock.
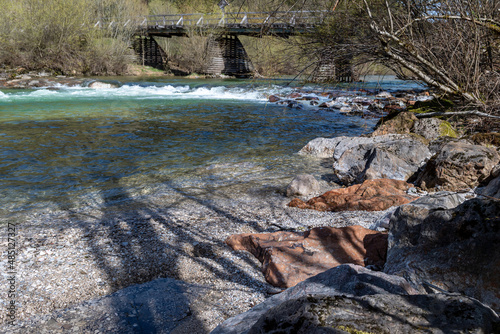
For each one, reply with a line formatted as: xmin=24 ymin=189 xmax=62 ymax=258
xmin=477 ymin=165 xmax=500 ymax=199
xmin=247 ymin=294 xmax=500 ymax=334
xmin=286 ymin=174 xmax=321 ymax=197
xmin=334 ymin=135 xmax=431 ymax=185
xmin=385 ymin=197 xmax=500 ymax=313
xmin=412 ymin=118 xmax=446 ymax=141
xmin=211 ymin=264 xmax=416 ymax=334
xmin=369 ymin=207 xmax=398 ymax=231
xmin=298 ymin=137 xmax=347 ymax=158
xmin=331 ymin=135 xmax=402 ymax=161
xmin=415 ymin=140 xmax=500 ymax=191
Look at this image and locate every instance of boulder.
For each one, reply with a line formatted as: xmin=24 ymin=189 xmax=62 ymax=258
xmin=288 ymin=179 xmax=416 ymax=212
xmin=211 ymin=264 xmax=418 ymax=334
xmin=385 ymin=197 xmax=500 ymax=313
xmin=268 ymin=95 xmax=281 ymax=102
xmin=371 ymin=111 xmax=417 ymax=136
xmin=333 ymin=135 xmax=431 ymax=185
xmin=226 ymin=226 xmax=388 ymax=288
xmin=298 ymin=134 xmax=416 ymax=161
xmin=415 ymin=140 xmax=500 ymax=191
xmin=412 ymin=118 xmax=458 ymax=141
xmin=246 ymin=294 xmax=500 ymax=334
xmin=286 ymin=174 xmax=320 ymax=197
xmin=298 ymin=136 xmax=347 ymax=158
xmin=477 ymin=166 xmax=500 ymax=199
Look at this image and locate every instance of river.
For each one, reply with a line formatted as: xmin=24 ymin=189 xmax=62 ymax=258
xmin=0 ymin=76 xmax=424 ymax=218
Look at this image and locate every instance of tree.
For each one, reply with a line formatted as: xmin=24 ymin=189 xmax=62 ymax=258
xmin=360 ymin=0 xmax=500 ymax=112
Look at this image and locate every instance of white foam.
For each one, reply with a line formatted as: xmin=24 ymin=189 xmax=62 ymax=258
xmin=0 ymin=83 xmax=297 ymax=103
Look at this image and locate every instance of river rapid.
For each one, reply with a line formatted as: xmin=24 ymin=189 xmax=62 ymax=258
xmin=0 ymin=76 xmax=423 ymax=219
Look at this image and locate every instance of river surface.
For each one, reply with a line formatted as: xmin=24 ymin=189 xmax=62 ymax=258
xmin=0 ymin=76 xmax=424 ymax=217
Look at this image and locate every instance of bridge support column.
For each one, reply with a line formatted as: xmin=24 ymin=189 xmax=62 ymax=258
xmin=132 ymin=35 xmax=167 ymax=70
xmin=313 ymin=54 xmax=359 ymax=83
xmin=204 ymin=35 xmax=254 ymax=77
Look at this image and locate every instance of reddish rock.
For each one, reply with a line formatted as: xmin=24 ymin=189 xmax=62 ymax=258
xmin=288 ymin=179 xmax=416 ymax=212
xmin=226 ymin=225 xmax=388 ymax=288
xmin=287 ymin=92 xmax=302 ymax=99
xmin=268 ymin=95 xmax=281 ymax=102
xmin=296 ymin=96 xmax=319 ymax=101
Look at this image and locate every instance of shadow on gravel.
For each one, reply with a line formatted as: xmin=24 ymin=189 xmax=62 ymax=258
xmin=60 ymin=176 xmax=276 ymax=333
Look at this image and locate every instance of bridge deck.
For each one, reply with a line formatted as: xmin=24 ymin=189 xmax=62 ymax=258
xmin=116 ymin=11 xmax=328 ymax=37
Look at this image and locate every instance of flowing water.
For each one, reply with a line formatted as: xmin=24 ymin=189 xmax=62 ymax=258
xmin=0 ymin=76 xmax=424 ymax=218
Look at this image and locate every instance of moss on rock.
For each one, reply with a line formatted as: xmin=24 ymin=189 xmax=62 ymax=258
xmin=439 ymin=121 xmax=458 ymax=138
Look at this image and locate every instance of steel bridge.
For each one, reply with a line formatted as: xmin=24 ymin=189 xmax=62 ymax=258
xmin=106 ymin=11 xmax=354 ymax=80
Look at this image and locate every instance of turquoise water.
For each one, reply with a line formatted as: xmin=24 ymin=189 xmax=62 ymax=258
xmin=0 ymin=77 xmax=423 ymax=215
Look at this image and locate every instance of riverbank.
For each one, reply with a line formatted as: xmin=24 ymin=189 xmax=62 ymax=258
xmin=0 ymin=176 xmax=392 ymax=332
xmin=2 ymin=75 xmax=496 ymax=332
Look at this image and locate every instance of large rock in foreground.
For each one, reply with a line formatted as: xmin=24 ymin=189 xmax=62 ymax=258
xmin=288 ymin=179 xmax=416 ymax=212
xmin=385 ymin=197 xmax=500 ymax=313
xmin=247 ymin=294 xmax=500 ymax=334
xmin=226 ymin=226 xmax=388 ymax=288
xmin=211 ymin=264 xmax=500 ymax=334
xmin=415 ymin=140 xmax=500 ymax=191
xmin=211 ymin=264 xmax=417 ymax=334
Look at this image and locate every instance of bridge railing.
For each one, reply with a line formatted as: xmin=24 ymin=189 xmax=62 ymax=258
xmin=94 ymin=10 xmax=330 ymax=32
xmin=146 ymin=10 xmax=329 ymax=29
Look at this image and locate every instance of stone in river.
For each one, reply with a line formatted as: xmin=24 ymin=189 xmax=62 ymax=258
xmin=268 ymin=95 xmax=280 ymax=102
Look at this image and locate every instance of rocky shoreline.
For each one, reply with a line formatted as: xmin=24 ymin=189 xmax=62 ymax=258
xmin=1 ymin=81 xmax=499 ymax=333
xmin=0 ymin=182 xmax=392 ymax=333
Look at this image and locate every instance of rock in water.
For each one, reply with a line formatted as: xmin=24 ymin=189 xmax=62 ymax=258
xmin=385 ymin=197 xmax=500 ymax=313
xmin=288 ymin=179 xmax=416 ymax=212
xmin=415 ymin=140 xmax=500 ymax=191
xmin=286 ymin=174 xmax=320 ymax=197
xmin=88 ymin=81 xmax=118 ymax=89
xmin=226 ymin=226 xmax=388 ymax=288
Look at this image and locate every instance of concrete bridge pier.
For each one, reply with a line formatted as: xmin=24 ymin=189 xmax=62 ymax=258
xmin=132 ymin=35 xmax=167 ymax=70
xmin=204 ymin=35 xmax=254 ymax=77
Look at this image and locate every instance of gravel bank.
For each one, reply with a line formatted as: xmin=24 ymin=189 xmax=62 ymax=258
xmin=0 ymin=178 xmax=390 ymax=333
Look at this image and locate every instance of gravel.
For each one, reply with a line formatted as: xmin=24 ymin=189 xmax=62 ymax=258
xmin=0 ymin=176 xmax=390 ymax=333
